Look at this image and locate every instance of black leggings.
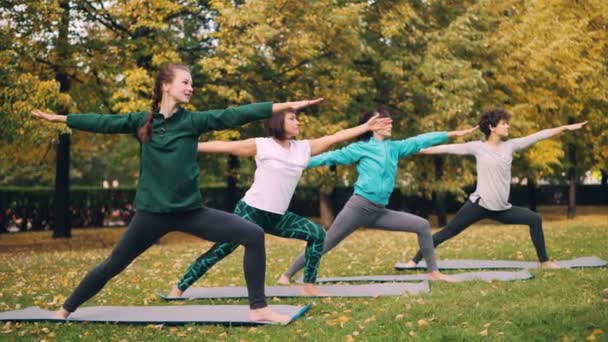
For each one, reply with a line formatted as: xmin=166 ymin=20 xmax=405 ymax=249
xmin=63 ymin=207 xmax=267 ymax=311
xmin=412 ymin=199 xmax=549 ymax=263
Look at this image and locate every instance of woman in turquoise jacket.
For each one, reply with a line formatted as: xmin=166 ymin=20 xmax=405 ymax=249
xmin=281 ymin=110 xmax=477 ymax=283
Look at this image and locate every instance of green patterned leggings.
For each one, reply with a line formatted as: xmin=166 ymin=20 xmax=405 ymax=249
xmin=177 ymin=200 xmax=326 ymax=289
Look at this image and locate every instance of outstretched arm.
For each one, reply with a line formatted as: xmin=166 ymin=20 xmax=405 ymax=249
xmin=197 ymin=139 xmax=257 ymax=157
xmin=31 ymin=111 xmax=67 ymax=123
xmin=31 ymin=110 xmax=143 ymax=134
xmin=272 ymin=98 xmax=324 ymax=113
xmin=308 ymin=143 xmax=362 ymax=168
xmin=394 ymin=126 xmax=477 ymax=157
xmin=509 ymin=121 xmax=587 ymax=151
xmin=308 ymin=114 xmax=392 ymax=156
xmin=446 ymin=126 xmax=479 ymax=138
xmin=193 ymin=98 xmax=324 ymax=133
xmin=419 ymin=126 xmax=479 ymax=155
xmin=419 ymin=142 xmax=477 ymax=155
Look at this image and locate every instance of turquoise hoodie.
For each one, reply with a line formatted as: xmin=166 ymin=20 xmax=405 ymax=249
xmin=308 ymin=132 xmax=448 ymax=205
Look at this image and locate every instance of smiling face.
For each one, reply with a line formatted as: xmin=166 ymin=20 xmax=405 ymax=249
xmin=282 ymin=111 xmax=300 ymax=138
xmin=162 ymin=68 xmax=193 ymax=104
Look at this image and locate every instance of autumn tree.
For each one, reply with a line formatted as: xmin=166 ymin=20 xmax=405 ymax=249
xmin=488 ymin=0 xmax=608 ymax=217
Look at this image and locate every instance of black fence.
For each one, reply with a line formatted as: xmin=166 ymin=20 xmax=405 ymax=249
xmin=0 ymin=185 xmax=606 ymax=233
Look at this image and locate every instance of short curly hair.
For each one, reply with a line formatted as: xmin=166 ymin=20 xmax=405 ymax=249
xmin=478 ymin=108 xmax=510 ymax=138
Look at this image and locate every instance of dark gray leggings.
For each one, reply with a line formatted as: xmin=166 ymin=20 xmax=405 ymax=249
xmin=411 ymin=199 xmax=549 ymax=263
xmin=63 ymin=207 xmax=267 ymax=311
xmin=285 ymin=195 xmax=439 ymax=278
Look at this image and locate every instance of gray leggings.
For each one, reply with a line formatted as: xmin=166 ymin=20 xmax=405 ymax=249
xmin=62 ymin=207 xmax=267 ymax=311
xmin=284 ymin=195 xmax=438 ymax=278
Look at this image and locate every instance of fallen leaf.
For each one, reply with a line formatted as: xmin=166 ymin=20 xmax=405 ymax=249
xmin=364 ymin=315 xmax=376 ymax=323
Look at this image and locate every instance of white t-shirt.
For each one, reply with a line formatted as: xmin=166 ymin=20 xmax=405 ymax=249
xmin=242 ymin=138 xmax=311 ymax=214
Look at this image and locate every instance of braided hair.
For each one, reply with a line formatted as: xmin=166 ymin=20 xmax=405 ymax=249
xmin=138 ymin=63 xmax=191 ymax=142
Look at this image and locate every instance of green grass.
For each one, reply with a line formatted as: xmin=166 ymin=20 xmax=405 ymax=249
xmin=0 ymin=207 xmax=606 ymax=341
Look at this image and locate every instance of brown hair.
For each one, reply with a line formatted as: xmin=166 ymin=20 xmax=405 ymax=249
xmin=358 ymin=109 xmax=391 ymax=141
xmin=138 ymin=63 xmax=191 ymax=142
xmin=264 ymin=108 xmax=296 ymax=140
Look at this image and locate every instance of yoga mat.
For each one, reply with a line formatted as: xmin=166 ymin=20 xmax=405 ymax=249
xmin=158 ymin=282 xmax=429 ymax=300
xmin=310 ymin=270 xmax=533 ymax=284
xmin=0 ymin=304 xmax=312 ymax=326
xmin=394 ymin=256 xmax=607 ymax=270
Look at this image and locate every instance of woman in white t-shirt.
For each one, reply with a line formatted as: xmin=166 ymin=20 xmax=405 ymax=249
xmin=168 ymin=108 xmax=392 ymax=296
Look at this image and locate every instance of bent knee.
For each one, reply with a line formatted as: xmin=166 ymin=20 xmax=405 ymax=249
xmin=531 ymin=215 xmax=542 ymax=227
xmin=304 ymin=224 xmax=326 ymax=244
xmin=417 ymin=219 xmax=432 ymax=232
xmin=240 ymin=225 xmax=265 ymax=245
xmin=315 ymin=225 xmax=327 ymax=240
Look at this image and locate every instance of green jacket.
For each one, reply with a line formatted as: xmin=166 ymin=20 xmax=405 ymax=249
xmin=67 ymin=102 xmax=273 ymax=213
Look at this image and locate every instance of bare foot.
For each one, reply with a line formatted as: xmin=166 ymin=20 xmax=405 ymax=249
xmin=428 ymin=271 xmax=458 ymax=283
xmin=167 ymin=286 xmax=184 ymax=298
xmin=541 ymin=261 xmax=561 ymax=269
xmin=249 ymin=306 xmax=291 ymax=324
xmin=301 ymin=283 xmax=330 ymax=296
xmin=54 ymin=307 xmax=70 ymax=319
xmin=400 ymin=260 xmax=417 ymax=268
xmin=277 ymin=274 xmax=291 ymax=285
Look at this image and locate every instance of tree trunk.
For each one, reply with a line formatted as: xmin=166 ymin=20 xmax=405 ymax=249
xmin=226 ymin=155 xmax=239 ymax=212
xmin=318 ymin=165 xmax=337 ymax=228
xmin=433 ymin=156 xmax=447 ymax=227
xmin=318 ymin=191 xmax=334 ymax=229
xmin=527 ymin=178 xmax=537 ymax=212
xmin=53 ymin=134 xmax=71 ymax=237
xmin=53 ymin=0 xmax=72 ymax=238
xmin=601 ymin=169 xmax=607 ymax=205
xmin=567 ymin=143 xmax=576 ymax=219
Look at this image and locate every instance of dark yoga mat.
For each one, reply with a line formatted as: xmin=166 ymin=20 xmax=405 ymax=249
xmin=394 ymin=256 xmax=607 ymax=270
xmin=310 ymin=270 xmax=533 ymax=284
xmin=0 ymin=304 xmax=312 ymax=326
xmin=158 ymin=282 xmax=429 ymax=300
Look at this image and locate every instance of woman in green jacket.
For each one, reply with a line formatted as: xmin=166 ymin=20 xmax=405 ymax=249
xmin=31 ymin=63 xmax=321 ymax=323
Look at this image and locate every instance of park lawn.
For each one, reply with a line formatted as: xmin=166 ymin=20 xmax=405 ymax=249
xmin=0 ymin=208 xmax=606 ymax=341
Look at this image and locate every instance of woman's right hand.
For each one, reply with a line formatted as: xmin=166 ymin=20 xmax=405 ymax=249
xmin=562 ymin=121 xmax=587 ymax=131
xmin=447 ymin=125 xmax=478 ymax=137
xmin=365 ymin=113 xmax=393 ymax=132
xmin=31 ymin=110 xmax=67 ymax=123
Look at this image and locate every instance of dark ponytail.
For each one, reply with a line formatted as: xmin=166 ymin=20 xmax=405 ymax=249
xmin=138 ymin=63 xmax=191 ymax=142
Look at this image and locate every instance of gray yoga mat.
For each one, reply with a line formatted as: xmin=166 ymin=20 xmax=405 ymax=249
xmin=158 ymin=282 xmax=429 ymax=300
xmin=0 ymin=304 xmax=311 ymax=326
xmin=394 ymin=256 xmax=607 ymax=270
xmin=310 ymin=270 xmax=533 ymax=284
